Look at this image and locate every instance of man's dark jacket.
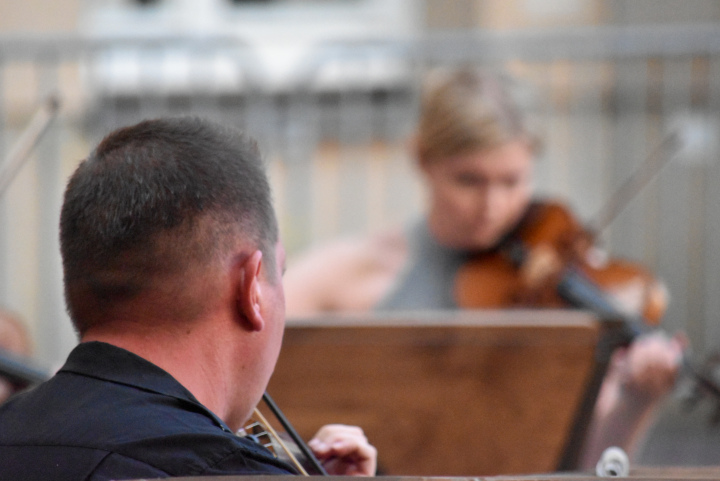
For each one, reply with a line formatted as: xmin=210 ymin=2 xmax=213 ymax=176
xmin=0 ymin=341 xmax=296 ymax=480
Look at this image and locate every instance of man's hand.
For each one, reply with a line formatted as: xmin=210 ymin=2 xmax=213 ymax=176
xmin=308 ymin=424 xmax=377 ymax=476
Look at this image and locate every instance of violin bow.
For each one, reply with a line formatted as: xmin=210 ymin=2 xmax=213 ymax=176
xmin=0 ymin=94 xmax=61 ymax=199
xmin=0 ymin=348 xmax=49 ymax=388
xmin=261 ymin=392 xmax=328 ymax=475
xmin=589 ymin=131 xmax=682 ymax=234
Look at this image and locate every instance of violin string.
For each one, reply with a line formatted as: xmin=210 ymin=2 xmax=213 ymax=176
xmin=253 ymin=408 xmax=309 ymax=476
xmin=238 ymin=420 xmax=275 ymax=451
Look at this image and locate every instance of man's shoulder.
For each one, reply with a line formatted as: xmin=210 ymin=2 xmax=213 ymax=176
xmin=0 ymin=433 xmax=294 ymax=480
xmin=0 ymin=373 xmax=296 ymax=479
xmin=0 ymin=355 xmax=295 ymax=478
xmin=0 ymin=444 xmax=168 ymax=481
xmin=108 ymin=432 xmax=295 ymax=477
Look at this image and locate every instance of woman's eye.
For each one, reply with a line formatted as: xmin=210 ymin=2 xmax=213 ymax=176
xmin=502 ymin=177 xmax=520 ymax=188
xmin=454 ymin=174 xmax=484 ymax=186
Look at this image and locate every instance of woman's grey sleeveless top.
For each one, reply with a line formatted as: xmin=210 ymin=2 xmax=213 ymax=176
xmin=375 ymin=221 xmax=471 ymax=311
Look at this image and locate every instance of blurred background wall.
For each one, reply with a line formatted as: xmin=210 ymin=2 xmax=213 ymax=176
xmin=1 ymin=0 xmax=720 ymax=408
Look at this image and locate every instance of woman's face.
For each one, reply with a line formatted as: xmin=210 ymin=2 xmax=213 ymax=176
xmin=422 ymin=139 xmax=535 ymax=251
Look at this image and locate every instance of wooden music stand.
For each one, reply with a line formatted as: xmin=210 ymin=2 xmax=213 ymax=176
xmin=136 ymin=473 xmax=720 ymax=481
xmin=267 ymin=310 xmax=601 ymax=477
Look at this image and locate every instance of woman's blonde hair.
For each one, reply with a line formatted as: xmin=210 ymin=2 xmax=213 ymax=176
xmin=416 ymin=68 xmax=541 ymax=163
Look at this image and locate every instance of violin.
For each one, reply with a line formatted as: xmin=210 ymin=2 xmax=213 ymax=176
xmin=454 ymin=200 xmax=668 ymax=324
xmin=243 ymin=393 xmax=328 ymax=476
xmin=454 ymin=199 xmax=720 ymax=469
xmin=454 ymin=129 xmax=689 ymax=324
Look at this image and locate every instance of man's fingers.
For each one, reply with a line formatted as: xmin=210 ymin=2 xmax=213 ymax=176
xmin=308 ymin=424 xmax=377 ymax=476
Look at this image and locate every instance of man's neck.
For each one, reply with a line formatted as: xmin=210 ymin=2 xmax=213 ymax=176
xmin=81 ymin=319 xmax=252 ymax=431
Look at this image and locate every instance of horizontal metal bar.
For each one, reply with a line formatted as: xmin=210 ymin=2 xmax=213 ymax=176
xmin=1 ymin=23 xmax=720 ymax=62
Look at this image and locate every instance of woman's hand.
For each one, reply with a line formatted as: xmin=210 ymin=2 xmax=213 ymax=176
xmin=614 ymin=331 xmax=685 ymax=402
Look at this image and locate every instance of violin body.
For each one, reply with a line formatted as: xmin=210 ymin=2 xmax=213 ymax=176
xmin=454 ymin=201 xmax=667 ymax=325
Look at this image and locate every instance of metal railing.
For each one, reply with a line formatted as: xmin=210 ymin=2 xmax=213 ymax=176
xmin=1 ymin=24 xmax=720 ymax=366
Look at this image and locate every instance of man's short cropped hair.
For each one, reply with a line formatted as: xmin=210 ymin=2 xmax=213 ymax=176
xmin=59 ymin=116 xmax=278 ymax=334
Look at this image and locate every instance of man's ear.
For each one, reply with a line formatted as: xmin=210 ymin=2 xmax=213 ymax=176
xmin=235 ymin=249 xmax=265 ymax=332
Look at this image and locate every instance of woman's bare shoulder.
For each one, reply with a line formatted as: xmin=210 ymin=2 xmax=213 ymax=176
xmin=283 ymin=228 xmax=408 ymax=317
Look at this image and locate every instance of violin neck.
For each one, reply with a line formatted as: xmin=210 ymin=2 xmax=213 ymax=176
xmin=556 ymin=267 xmax=646 ymax=341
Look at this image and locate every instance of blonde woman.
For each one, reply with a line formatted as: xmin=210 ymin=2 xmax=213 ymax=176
xmin=284 ymin=68 xmax=683 ymax=469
